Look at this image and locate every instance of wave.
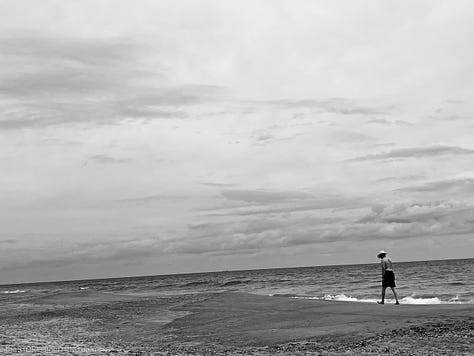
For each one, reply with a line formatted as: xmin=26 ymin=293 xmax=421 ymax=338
xmin=287 ymin=294 xmax=474 ymax=305
xmin=268 ymin=293 xmax=299 ymax=297
xmin=446 ymin=282 xmax=466 ymax=286
xmin=181 ymin=281 xmax=212 ymax=287
xmin=1 ymin=289 xmax=26 ymax=294
xmin=221 ymin=279 xmax=252 ymax=287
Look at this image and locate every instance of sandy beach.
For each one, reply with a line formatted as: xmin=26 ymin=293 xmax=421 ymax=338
xmin=0 ymin=290 xmax=472 ymax=355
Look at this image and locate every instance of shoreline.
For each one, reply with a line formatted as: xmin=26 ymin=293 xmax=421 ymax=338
xmin=0 ymin=290 xmax=472 ymax=355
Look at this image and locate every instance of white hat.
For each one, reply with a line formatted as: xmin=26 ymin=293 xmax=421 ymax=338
xmin=377 ymin=250 xmax=387 ymax=258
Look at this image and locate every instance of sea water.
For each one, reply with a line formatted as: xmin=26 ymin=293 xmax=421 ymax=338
xmin=1 ymin=258 xmax=472 ymax=305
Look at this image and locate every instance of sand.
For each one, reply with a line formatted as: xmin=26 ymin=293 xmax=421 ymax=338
xmin=0 ymin=290 xmax=472 ymax=355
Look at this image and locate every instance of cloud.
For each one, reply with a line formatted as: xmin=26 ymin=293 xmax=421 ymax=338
xmin=376 ymin=175 xmax=425 ymax=183
xmin=88 ymin=154 xmax=132 ymax=164
xmin=201 ymin=182 xmax=236 ymax=188
xmin=0 ymin=236 xmax=161 ymax=271
xmin=397 ymin=178 xmax=474 ymax=194
xmin=220 ymin=189 xmax=315 ymax=204
xmin=328 ymin=130 xmax=375 ymax=145
xmin=3 ymin=198 xmax=474 ymax=270
xmin=367 ymin=118 xmax=411 ymax=126
xmin=0 ymin=33 xmax=227 ymax=130
xmin=443 ymin=99 xmax=464 ymax=104
xmin=0 ymin=34 xmax=147 ymax=99
xmin=204 ymin=196 xmax=362 ymax=217
xmin=249 ymin=126 xmax=306 ymax=146
xmin=254 ymin=132 xmax=274 ymax=143
xmin=348 ymin=145 xmax=474 ymax=161
xmin=428 ymin=100 xmax=473 ymax=121
xmin=0 ymin=34 xmax=140 ymax=67
xmin=260 ymin=98 xmax=387 ymax=116
xmin=357 ymin=201 xmax=460 ymax=224
xmin=0 ymin=239 xmax=16 ymax=245
xmin=171 ymin=199 xmax=474 ymax=255
xmin=115 ymin=194 xmax=185 ymax=204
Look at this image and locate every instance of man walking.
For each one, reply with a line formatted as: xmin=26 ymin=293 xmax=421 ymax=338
xmin=377 ymin=250 xmax=400 ymax=305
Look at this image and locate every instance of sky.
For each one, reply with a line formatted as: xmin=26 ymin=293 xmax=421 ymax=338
xmin=0 ymin=0 xmax=473 ymax=284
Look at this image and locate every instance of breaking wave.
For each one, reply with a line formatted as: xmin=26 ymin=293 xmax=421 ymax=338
xmin=285 ymin=294 xmax=473 ymax=304
xmin=1 ymin=289 xmax=26 ymax=294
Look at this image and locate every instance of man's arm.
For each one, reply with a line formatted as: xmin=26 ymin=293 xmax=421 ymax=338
xmin=381 ymin=260 xmax=386 ymax=277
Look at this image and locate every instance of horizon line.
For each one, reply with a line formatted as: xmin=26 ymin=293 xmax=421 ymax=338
xmin=1 ymin=256 xmax=472 ymax=287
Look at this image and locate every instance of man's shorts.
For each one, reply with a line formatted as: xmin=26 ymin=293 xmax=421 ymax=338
xmin=382 ymin=270 xmax=396 ymax=288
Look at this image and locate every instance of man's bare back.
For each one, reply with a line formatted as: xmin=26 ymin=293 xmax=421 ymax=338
xmin=381 ymin=257 xmax=393 ymax=272
xmin=377 ymin=251 xmax=400 ymax=304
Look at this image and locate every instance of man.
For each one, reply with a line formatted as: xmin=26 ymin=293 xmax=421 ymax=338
xmin=377 ymin=250 xmax=400 ymax=305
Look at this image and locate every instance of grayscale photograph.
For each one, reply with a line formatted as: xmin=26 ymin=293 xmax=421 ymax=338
xmin=0 ymin=1 xmax=473 ymax=355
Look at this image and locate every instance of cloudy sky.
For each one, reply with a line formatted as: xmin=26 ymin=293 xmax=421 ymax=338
xmin=1 ymin=0 xmax=473 ymax=283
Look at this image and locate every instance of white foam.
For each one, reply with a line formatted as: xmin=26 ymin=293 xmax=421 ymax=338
xmin=290 ymin=294 xmax=473 ymax=305
xmin=292 ymin=294 xmax=378 ymax=303
xmin=2 ymin=289 xmax=26 ymax=294
xmin=326 ymin=294 xmax=377 ymax=303
xmin=400 ymin=296 xmax=444 ymax=304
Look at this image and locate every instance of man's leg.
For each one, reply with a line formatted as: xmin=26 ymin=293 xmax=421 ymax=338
xmin=378 ymin=287 xmax=387 ymax=304
xmin=390 ymin=287 xmax=400 ymax=304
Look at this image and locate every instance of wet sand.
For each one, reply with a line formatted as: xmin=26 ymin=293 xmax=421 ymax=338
xmin=0 ymin=290 xmax=472 ymax=355
xmin=167 ymin=292 xmax=474 ymax=355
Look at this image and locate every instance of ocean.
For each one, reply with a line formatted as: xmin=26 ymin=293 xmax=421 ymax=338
xmin=1 ymin=258 xmax=473 ymax=305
